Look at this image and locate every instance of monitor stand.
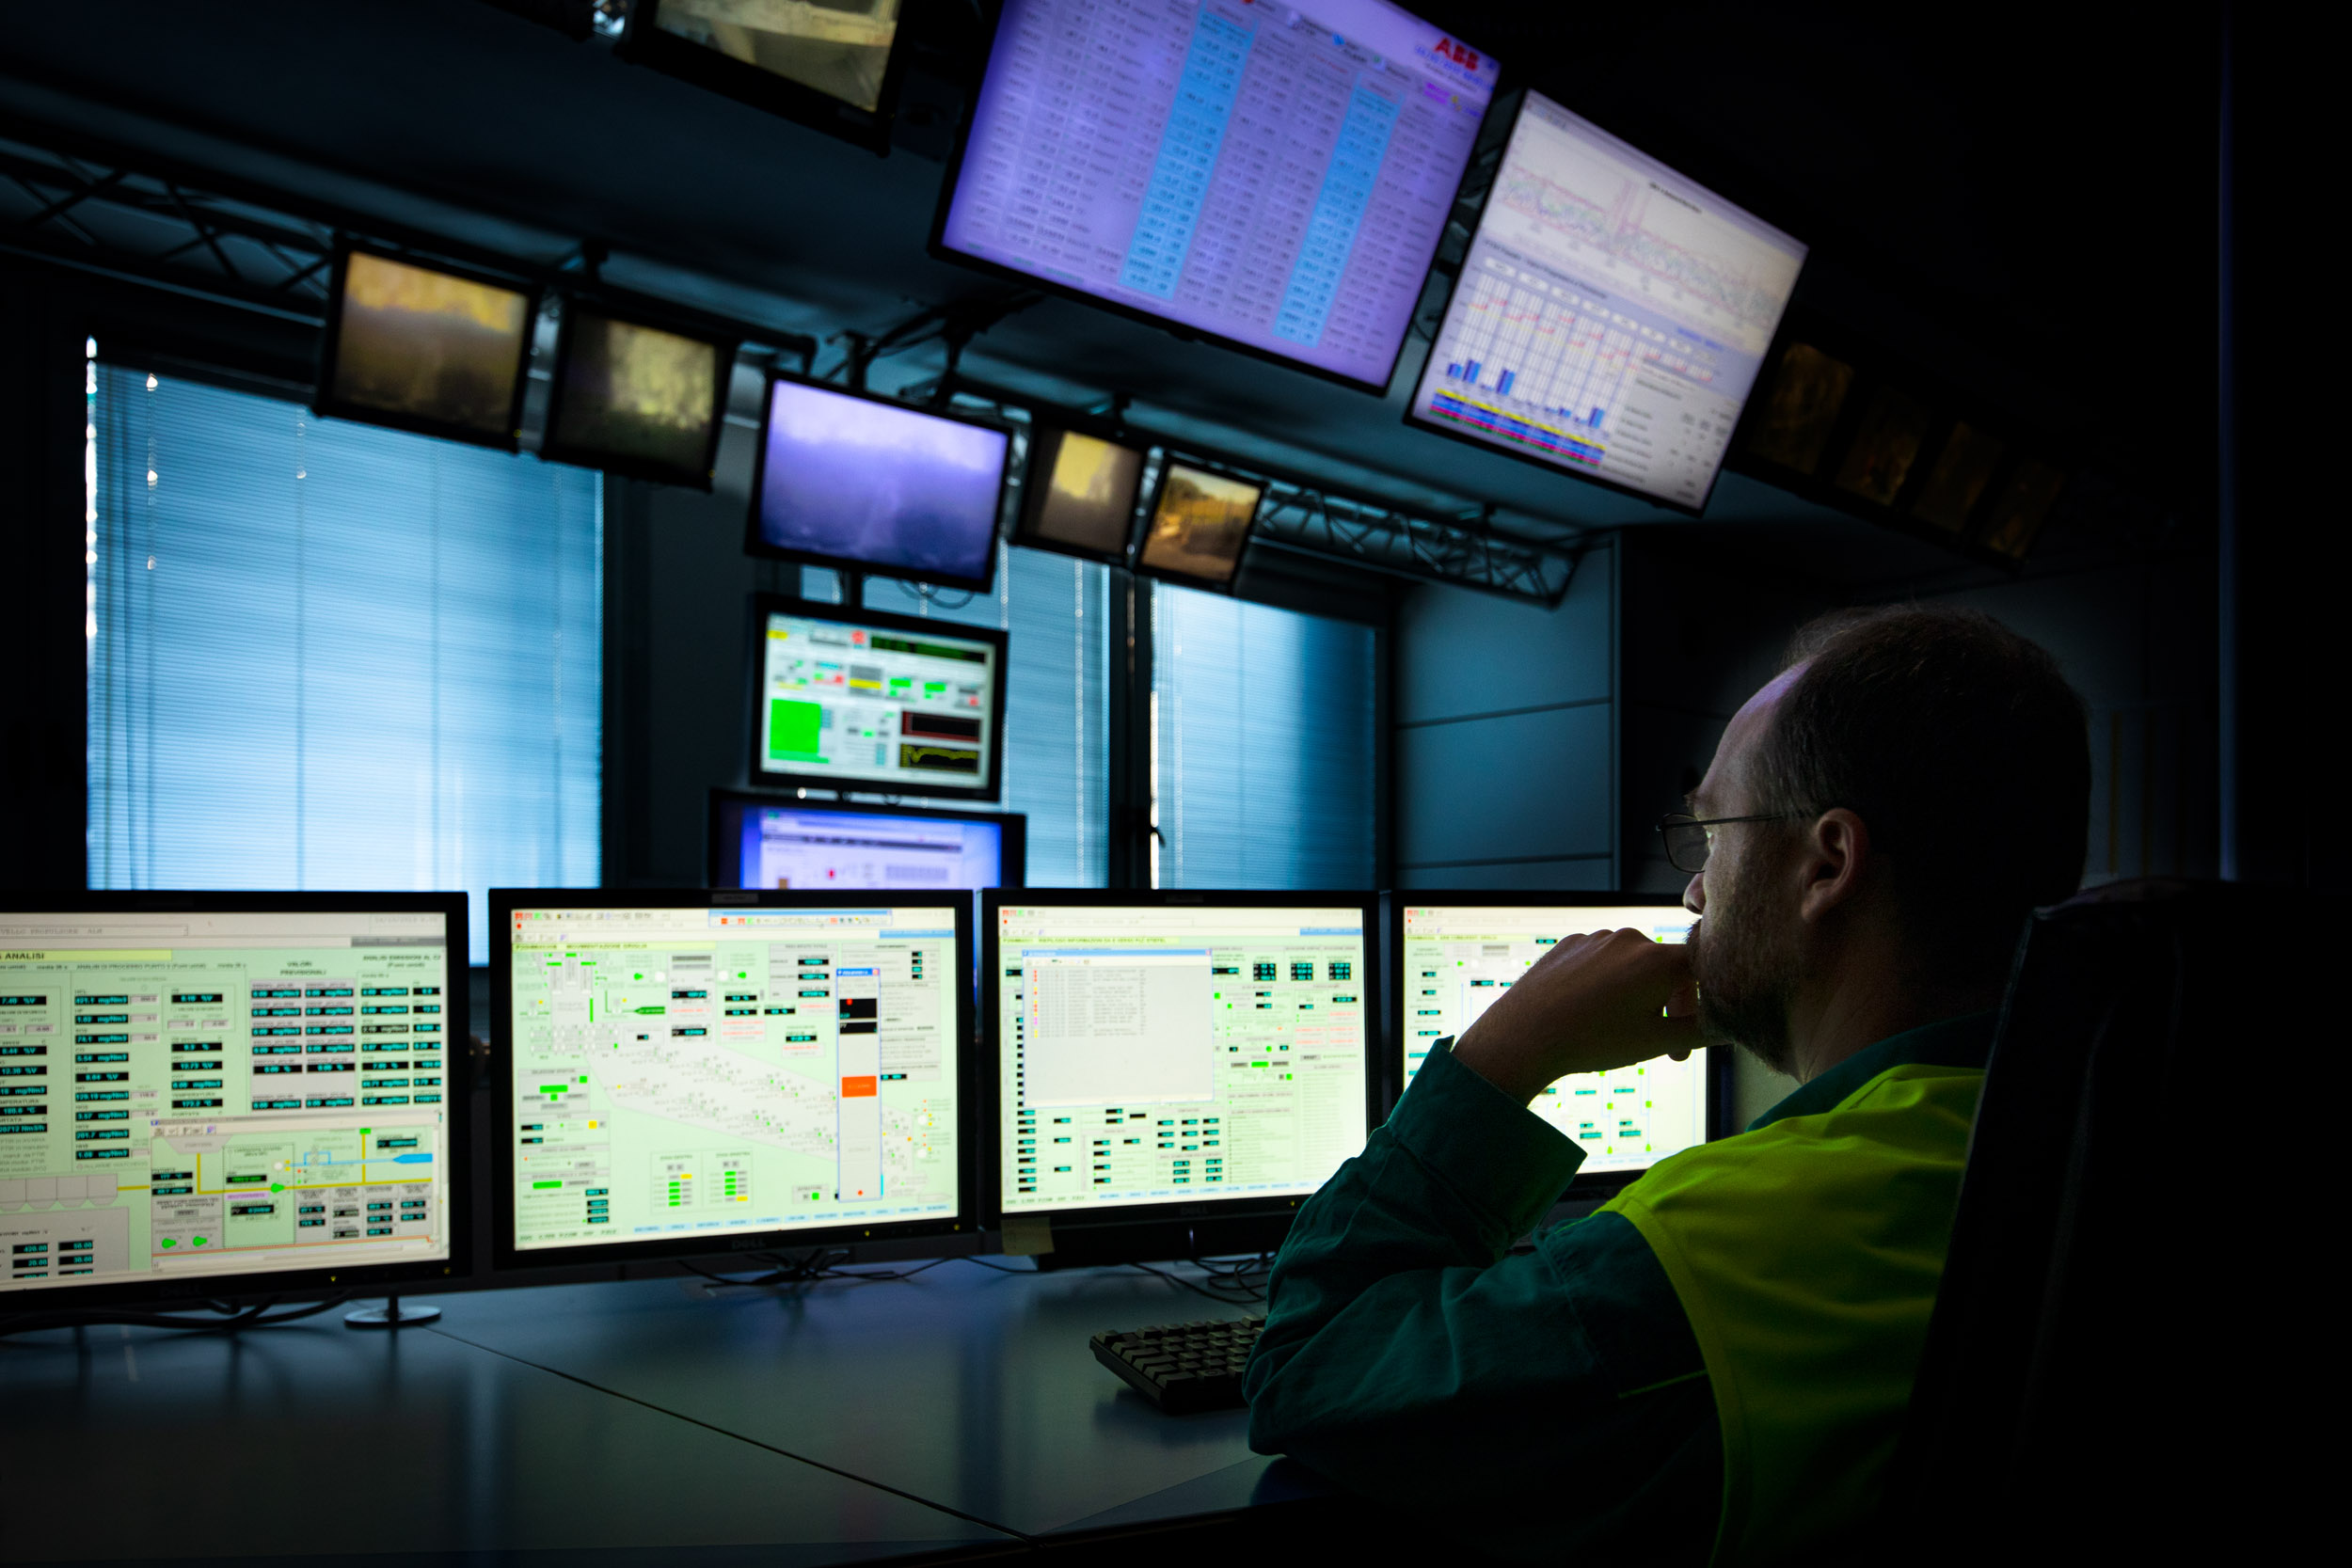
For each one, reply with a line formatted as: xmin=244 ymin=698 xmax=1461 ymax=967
xmin=345 ymin=1293 xmax=440 ymax=1329
xmin=1030 ymin=1212 xmax=1294 ymax=1271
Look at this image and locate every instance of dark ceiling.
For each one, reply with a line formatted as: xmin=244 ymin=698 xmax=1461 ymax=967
xmin=0 ymin=0 xmax=2218 ymax=589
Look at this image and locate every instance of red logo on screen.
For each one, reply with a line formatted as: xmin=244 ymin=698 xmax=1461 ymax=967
xmin=1436 ymin=38 xmax=1480 ymax=71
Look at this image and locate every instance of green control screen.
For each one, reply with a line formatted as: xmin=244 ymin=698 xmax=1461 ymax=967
xmin=995 ymin=902 xmax=1373 ymax=1215
xmin=0 ymin=908 xmax=453 ymax=1293
xmin=507 ymin=903 xmax=961 ymax=1251
xmin=1401 ymin=904 xmax=1707 ymax=1173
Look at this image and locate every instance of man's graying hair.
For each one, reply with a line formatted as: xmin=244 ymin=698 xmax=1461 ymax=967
xmin=1749 ymin=606 xmax=2091 ymax=985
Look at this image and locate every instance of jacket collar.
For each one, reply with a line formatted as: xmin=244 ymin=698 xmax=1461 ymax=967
xmin=1745 ymin=1008 xmax=1998 ymax=1132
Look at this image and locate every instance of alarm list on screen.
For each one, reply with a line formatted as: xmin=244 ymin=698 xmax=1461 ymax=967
xmin=940 ymin=0 xmax=1498 ymax=389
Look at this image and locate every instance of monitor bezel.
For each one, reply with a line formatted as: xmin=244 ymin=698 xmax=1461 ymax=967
xmin=741 ymin=592 xmax=1013 ymax=805
xmin=1010 ymin=425 xmax=1150 ymax=570
xmin=0 ymin=890 xmax=472 ymax=1312
xmin=979 ymin=887 xmax=1384 ymax=1235
xmin=312 ymin=239 xmax=541 ymax=454
xmin=538 ymin=298 xmax=738 ymax=491
xmin=926 ymin=0 xmax=1505 ymax=399
xmin=705 ymin=786 xmax=1030 ymax=892
xmin=1130 ymin=456 xmax=1263 ymax=594
xmin=488 ymin=886 xmax=979 ymax=1276
xmin=619 ymin=0 xmax=912 ymax=158
xmin=1397 ymin=89 xmax=1808 ymax=520
xmin=1381 ymin=891 xmax=1731 ymax=1199
xmin=742 ymin=372 xmax=1013 ymax=594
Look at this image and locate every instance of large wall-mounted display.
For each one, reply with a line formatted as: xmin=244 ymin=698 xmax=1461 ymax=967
xmin=935 ymin=0 xmax=1499 ymax=391
xmin=1406 ymin=93 xmax=1807 ymax=512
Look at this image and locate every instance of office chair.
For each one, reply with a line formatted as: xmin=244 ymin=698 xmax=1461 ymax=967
xmin=1883 ymin=879 xmax=2241 ymax=1563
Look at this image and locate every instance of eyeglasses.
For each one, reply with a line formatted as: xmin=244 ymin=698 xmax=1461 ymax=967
xmin=1655 ymin=812 xmax=1808 ymax=875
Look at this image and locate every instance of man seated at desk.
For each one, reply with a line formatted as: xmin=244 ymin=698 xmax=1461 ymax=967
xmin=1244 ymin=607 xmax=2090 ymax=1563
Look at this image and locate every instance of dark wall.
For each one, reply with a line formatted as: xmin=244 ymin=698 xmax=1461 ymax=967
xmin=1615 ymin=536 xmax=2222 ymax=900
xmin=1392 ymin=542 xmax=1617 ymax=891
xmin=1617 ymin=538 xmax=1835 ymax=895
xmin=0 ymin=266 xmax=86 ymax=890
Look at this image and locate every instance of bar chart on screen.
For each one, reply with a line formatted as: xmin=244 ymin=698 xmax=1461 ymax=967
xmin=1425 ymin=264 xmax=1643 ymax=468
xmin=1409 ymin=93 xmax=1805 ymax=509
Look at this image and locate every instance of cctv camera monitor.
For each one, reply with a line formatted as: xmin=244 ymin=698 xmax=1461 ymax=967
xmin=0 ymin=894 xmax=469 ymax=1307
xmin=1136 ymin=462 xmax=1262 ymax=588
xmin=986 ymin=892 xmax=1379 ymax=1243
xmin=1406 ymin=91 xmax=1807 ymax=513
xmin=317 ymin=246 xmax=536 ymax=450
xmin=541 ymin=306 xmax=733 ymax=489
xmin=1015 ymin=427 xmax=1147 ymax=564
xmin=1391 ymin=896 xmax=1721 ymax=1179
xmin=492 ymin=890 xmax=974 ymax=1271
xmin=746 ymin=376 xmax=1012 ymax=594
xmin=746 ymin=594 xmax=1009 ymax=804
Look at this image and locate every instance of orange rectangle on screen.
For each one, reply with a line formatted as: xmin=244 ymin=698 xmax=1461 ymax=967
xmin=840 ymin=1075 xmax=878 ymax=1098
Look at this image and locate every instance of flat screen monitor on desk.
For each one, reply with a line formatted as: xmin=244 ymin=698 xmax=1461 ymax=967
xmin=746 ymin=594 xmax=1010 ymax=804
xmin=707 ymin=789 xmax=1025 ymax=893
xmin=491 ymin=891 xmax=974 ymax=1273
xmin=1405 ymin=91 xmax=1807 ymax=513
xmin=984 ymin=891 xmax=1380 ymax=1261
xmin=0 ymin=894 xmax=469 ymax=1308
xmin=935 ymin=0 xmax=1500 ymax=391
xmin=1389 ymin=895 xmax=1725 ymax=1193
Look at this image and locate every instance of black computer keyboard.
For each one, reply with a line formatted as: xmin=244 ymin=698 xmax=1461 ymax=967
xmin=1090 ymin=1316 xmax=1264 ymax=1414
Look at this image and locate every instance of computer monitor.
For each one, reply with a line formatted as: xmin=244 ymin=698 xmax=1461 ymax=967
xmin=745 ymin=594 xmax=1010 ymax=804
xmin=1388 ymin=895 xmax=1725 ymax=1192
xmin=1135 ymin=461 xmax=1262 ymax=590
xmin=934 ymin=0 xmax=1500 ymax=392
xmin=624 ymin=0 xmax=906 ymax=152
xmin=745 ymin=376 xmax=1012 ymax=594
xmin=315 ymin=244 xmax=537 ymax=451
xmin=490 ymin=890 xmax=974 ymax=1272
xmin=0 ymin=894 xmax=469 ymax=1308
xmin=707 ymin=789 xmax=1025 ymax=894
xmin=1406 ymin=92 xmax=1808 ymax=514
xmin=1014 ymin=427 xmax=1147 ymax=566
xmin=984 ymin=891 xmax=1380 ymax=1259
xmin=540 ymin=303 xmax=735 ymax=490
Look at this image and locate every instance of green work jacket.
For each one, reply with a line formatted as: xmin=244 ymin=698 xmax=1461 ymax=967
xmin=1244 ymin=1011 xmax=1995 ymax=1565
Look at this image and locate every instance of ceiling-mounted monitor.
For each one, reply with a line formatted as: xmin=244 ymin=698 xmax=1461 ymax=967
xmin=1406 ymin=93 xmax=1807 ymax=514
xmin=1136 ymin=460 xmax=1262 ymax=590
xmin=933 ymin=0 xmax=1499 ymax=392
xmin=745 ymin=594 xmax=1009 ymax=804
xmin=624 ymin=0 xmax=908 ymax=154
xmin=745 ymin=376 xmax=1012 ymax=594
xmin=315 ymin=245 xmax=538 ymax=451
xmin=1014 ymin=427 xmax=1147 ymax=566
xmin=540 ymin=304 xmax=735 ymax=490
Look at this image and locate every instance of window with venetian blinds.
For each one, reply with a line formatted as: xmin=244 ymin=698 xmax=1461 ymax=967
xmin=86 ymin=364 xmax=603 ymax=957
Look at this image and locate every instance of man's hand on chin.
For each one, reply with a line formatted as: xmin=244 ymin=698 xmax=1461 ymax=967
xmin=1448 ymin=928 xmax=1705 ymax=1105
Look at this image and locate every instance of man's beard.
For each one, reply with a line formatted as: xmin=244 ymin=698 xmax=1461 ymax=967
xmin=1690 ymin=851 xmax=1801 ymax=1077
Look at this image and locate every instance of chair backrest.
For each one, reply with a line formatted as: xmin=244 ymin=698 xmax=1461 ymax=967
xmin=1884 ymin=879 xmax=2238 ymax=1561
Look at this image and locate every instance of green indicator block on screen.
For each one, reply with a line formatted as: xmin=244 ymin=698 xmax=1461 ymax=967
xmin=532 ymin=1180 xmax=563 ymax=1190
xmin=769 ymin=698 xmax=823 ymax=759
